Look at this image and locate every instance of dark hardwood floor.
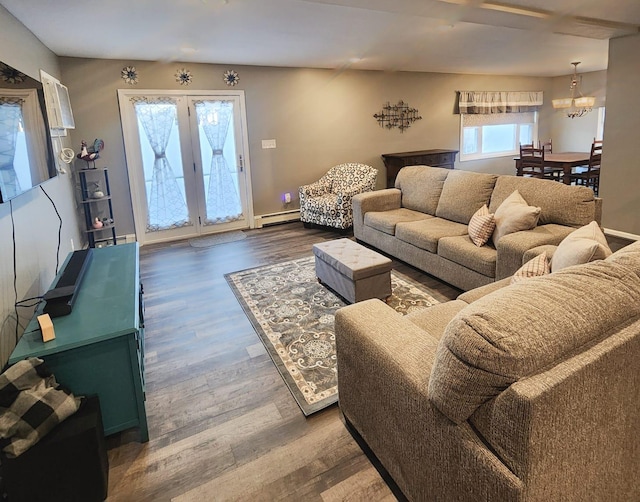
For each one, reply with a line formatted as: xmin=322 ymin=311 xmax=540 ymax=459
xmin=105 ymin=222 xmax=460 ymax=502
xmin=104 ymin=223 xmax=632 ymax=501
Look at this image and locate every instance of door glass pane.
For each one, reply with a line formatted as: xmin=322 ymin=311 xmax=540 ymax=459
xmin=134 ymin=100 xmax=191 ymax=232
xmin=194 ymin=100 xmax=243 ymax=224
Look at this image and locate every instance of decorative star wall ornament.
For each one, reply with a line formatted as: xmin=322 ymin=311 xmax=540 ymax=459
xmin=121 ymin=66 xmax=139 ymax=85
xmin=175 ymin=68 xmax=193 ymax=86
xmin=223 ymin=70 xmax=240 ymax=86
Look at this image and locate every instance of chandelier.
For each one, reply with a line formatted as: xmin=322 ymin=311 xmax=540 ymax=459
xmin=552 ymin=62 xmax=596 ymax=119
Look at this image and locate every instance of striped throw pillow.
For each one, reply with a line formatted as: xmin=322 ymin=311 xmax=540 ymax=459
xmin=468 ymin=204 xmax=495 ymax=247
xmin=511 ymin=252 xmax=551 ymax=284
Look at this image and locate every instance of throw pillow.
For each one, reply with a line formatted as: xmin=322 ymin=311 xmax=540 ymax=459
xmin=492 ymin=190 xmax=541 ymax=244
xmin=468 ymin=204 xmax=495 ymax=247
xmin=510 ymin=252 xmax=551 ymax=284
xmin=551 ymin=221 xmax=613 ymax=272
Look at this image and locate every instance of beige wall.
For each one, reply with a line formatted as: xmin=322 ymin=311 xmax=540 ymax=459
xmin=0 ymin=6 xmax=82 ymax=366
xmin=600 ymin=34 xmax=640 ymax=235
xmin=60 ymin=57 xmax=554 ymax=235
xmin=3 ymin=6 xmax=633 ymax=367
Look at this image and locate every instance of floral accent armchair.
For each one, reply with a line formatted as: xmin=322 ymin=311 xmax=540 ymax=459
xmin=299 ymin=163 xmax=377 ymax=230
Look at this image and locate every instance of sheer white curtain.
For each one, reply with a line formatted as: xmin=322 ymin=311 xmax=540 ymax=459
xmin=0 ymin=100 xmax=23 ymax=199
xmin=134 ymin=99 xmax=189 ymax=231
xmin=195 ymin=100 xmax=242 ymax=223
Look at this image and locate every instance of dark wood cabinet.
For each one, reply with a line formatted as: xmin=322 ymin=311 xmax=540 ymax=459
xmin=381 ymin=149 xmax=459 ymax=188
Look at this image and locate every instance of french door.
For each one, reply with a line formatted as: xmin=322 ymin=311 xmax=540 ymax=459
xmin=118 ymin=90 xmax=253 ymax=245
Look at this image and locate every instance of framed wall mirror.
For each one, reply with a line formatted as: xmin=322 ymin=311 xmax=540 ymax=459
xmin=0 ymin=61 xmax=57 ymax=203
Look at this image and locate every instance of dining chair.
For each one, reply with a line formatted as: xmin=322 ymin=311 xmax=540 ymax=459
xmin=539 ymin=138 xmax=552 ymax=153
xmin=519 ymin=145 xmax=546 ymax=179
xmin=537 ymin=138 xmax=563 ymax=180
xmin=570 ymin=140 xmax=602 ymax=195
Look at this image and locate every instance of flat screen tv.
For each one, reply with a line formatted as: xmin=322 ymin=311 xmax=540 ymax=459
xmin=0 ymin=61 xmax=57 ymax=203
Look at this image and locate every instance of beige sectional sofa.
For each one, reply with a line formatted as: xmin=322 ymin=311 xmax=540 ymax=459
xmin=352 ymin=166 xmax=602 ymax=290
xmin=335 ymin=240 xmax=640 ymax=502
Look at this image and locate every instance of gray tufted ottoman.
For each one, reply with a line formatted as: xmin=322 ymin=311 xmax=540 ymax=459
xmin=312 ymin=238 xmax=392 ymax=304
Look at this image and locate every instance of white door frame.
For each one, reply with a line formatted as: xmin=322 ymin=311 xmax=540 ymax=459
xmin=117 ymin=89 xmax=254 ymax=245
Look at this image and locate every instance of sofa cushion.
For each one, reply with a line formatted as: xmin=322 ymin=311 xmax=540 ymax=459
xmin=405 ymin=300 xmax=469 ymax=341
xmin=438 ymin=235 xmax=497 ymax=278
xmin=492 ymin=190 xmax=541 ymax=244
xmin=395 ymin=218 xmax=468 ymax=254
xmin=364 ymin=208 xmax=432 ymax=235
xmin=510 ymin=252 xmax=550 ymax=284
xmin=428 ymin=260 xmax=640 ymax=424
xmin=606 ymin=240 xmax=640 ymax=277
xmin=456 ymin=278 xmax=511 ymax=304
xmin=468 ymin=204 xmax=496 ymax=247
xmin=395 ymin=166 xmax=450 ymax=216
xmin=489 ymin=176 xmax=596 ymax=227
xmin=551 ymin=221 xmax=612 ymax=272
xmin=522 ymin=244 xmax=558 ymax=264
xmin=435 ymin=170 xmax=498 ymax=224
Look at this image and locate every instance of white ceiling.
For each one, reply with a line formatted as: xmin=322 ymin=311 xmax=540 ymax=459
xmin=2 ymin=0 xmax=640 ymax=77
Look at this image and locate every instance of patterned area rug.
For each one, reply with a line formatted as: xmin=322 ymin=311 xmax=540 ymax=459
xmin=225 ymin=256 xmax=440 ymax=415
xmin=189 ymin=231 xmax=246 ymax=248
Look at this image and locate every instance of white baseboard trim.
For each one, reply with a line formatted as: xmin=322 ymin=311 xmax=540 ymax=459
xmin=604 ymin=228 xmax=639 ymax=241
xmin=115 ymin=234 xmax=137 ymax=244
xmin=254 ymin=209 xmax=300 ymax=228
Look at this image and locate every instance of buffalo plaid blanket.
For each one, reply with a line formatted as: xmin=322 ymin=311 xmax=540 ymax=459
xmin=0 ymin=357 xmax=81 ymax=458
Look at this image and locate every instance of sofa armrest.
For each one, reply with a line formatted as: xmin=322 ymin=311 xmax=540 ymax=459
xmin=336 ymin=299 xmax=523 ymax=501
xmin=299 ymin=179 xmax=329 ymax=198
xmin=495 ymin=224 xmax=574 ymax=280
xmin=336 ymin=299 xmax=439 ymax=394
xmin=352 ymin=189 xmax=401 ymax=238
xmin=469 ymin=322 xmax=640 ymax=500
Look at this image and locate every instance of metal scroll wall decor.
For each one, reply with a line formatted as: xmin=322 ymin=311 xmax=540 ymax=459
xmin=373 ymin=100 xmax=422 ymax=132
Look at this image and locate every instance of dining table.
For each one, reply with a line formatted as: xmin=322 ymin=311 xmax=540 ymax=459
xmin=514 ymin=151 xmax=590 ymax=184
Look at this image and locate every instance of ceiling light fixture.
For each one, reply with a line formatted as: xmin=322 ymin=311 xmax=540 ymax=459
xmin=552 ymin=62 xmax=596 ymax=119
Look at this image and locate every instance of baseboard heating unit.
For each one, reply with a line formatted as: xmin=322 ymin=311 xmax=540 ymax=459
xmin=254 ymin=209 xmax=300 ymax=228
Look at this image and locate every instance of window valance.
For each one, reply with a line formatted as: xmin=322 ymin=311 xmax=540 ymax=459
xmin=458 ymin=91 xmax=543 ymax=114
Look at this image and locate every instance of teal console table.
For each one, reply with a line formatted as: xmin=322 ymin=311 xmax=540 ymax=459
xmin=10 ymin=243 xmax=148 ymax=442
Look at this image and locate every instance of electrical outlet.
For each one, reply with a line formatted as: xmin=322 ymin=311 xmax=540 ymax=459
xmin=262 ymin=139 xmax=277 ymax=149
xmin=284 ymin=192 xmax=291 ymax=204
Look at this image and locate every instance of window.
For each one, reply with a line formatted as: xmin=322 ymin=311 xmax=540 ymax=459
xmin=460 ymin=111 xmax=538 ymax=161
